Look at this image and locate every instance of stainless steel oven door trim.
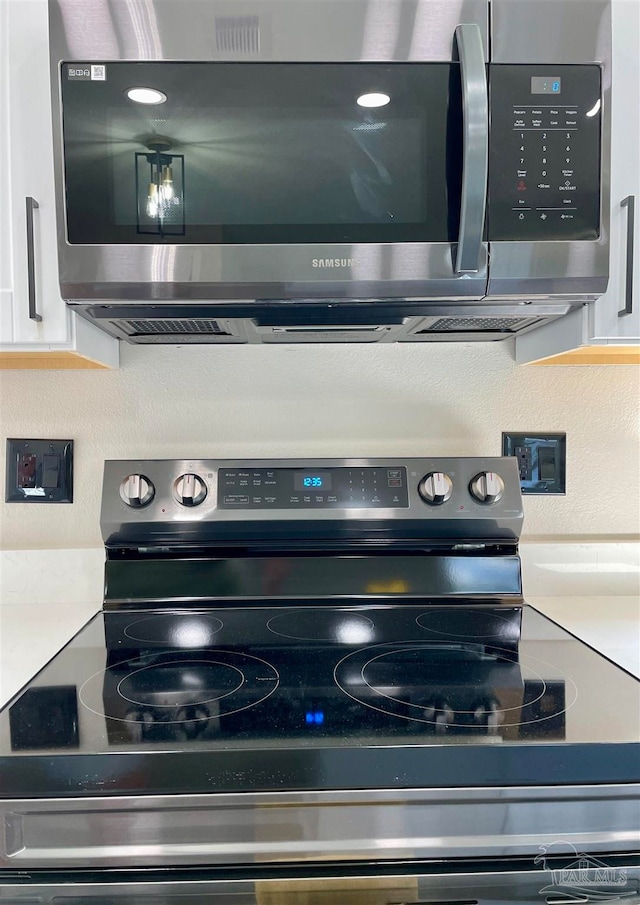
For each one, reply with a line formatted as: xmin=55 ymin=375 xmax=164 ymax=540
xmin=2 ymin=864 xmax=639 ymax=902
xmin=2 ymin=783 xmax=639 ymax=869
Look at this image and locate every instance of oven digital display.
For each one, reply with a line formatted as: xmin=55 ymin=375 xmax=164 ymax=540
xmin=294 ymin=472 xmax=332 ymax=491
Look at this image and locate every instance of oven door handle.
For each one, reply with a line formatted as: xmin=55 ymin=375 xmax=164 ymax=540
xmin=454 ymin=23 xmax=488 ymax=275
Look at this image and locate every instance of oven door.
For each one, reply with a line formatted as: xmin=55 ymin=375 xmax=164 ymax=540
xmin=50 ymin=0 xmax=489 ymax=303
xmin=2 ymin=861 xmax=640 ymax=904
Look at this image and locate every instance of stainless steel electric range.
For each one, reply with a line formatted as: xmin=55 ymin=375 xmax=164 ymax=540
xmin=1 ymin=457 xmax=639 ymax=903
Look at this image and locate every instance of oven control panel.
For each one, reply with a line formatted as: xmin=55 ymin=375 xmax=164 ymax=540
xmin=102 ymin=458 xmax=524 ymax=545
xmin=218 ymin=467 xmax=409 ymax=510
xmin=488 ymin=64 xmax=601 ymax=241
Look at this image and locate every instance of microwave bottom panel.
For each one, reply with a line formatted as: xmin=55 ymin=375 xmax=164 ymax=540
xmin=73 ymin=305 xmax=577 ymax=345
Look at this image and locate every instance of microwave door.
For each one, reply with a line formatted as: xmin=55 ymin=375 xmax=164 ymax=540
xmin=51 ymin=12 xmax=490 ymax=305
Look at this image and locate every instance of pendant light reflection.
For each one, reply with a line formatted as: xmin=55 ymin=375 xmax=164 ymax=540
xmin=357 ymin=92 xmax=391 ymax=108
xmin=136 ymin=138 xmax=185 ymax=236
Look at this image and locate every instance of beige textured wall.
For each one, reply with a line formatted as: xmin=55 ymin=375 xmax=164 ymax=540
xmin=1 ymin=341 xmax=639 ymax=549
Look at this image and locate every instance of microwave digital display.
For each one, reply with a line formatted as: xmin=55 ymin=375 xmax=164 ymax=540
xmin=531 ymin=76 xmax=562 ymax=95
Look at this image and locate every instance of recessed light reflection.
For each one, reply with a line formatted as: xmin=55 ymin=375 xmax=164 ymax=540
xmin=180 ymin=671 xmax=205 ymax=688
xmin=357 ymin=92 xmax=391 ymax=108
xmin=586 ymin=98 xmax=601 ymax=117
xmin=173 ymin=619 xmax=215 ymax=648
xmin=126 ymin=87 xmax=167 ymax=105
xmin=336 ymin=618 xmax=375 ymax=645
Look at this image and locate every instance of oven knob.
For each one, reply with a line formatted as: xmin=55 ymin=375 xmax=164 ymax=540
xmin=469 ymin=471 xmax=505 ymax=504
xmin=120 ymin=474 xmax=155 ymax=508
xmin=423 ymin=699 xmax=454 ymax=734
xmin=418 ymin=472 xmax=453 ymax=505
xmin=472 ymin=698 xmax=503 ymax=735
xmin=174 ymin=473 xmax=208 ymax=507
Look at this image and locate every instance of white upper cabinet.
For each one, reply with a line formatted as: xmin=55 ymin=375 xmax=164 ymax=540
xmin=0 ymin=0 xmax=117 ymax=367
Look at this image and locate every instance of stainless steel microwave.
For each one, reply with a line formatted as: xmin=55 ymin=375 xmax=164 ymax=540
xmin=48 ymin=0 xmax=610 ymax=344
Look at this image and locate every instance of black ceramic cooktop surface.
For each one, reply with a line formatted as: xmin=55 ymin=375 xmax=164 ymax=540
xmin=0 ymin=604 xmax=638 ymax=797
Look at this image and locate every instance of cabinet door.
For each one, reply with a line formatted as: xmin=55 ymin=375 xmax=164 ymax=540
xmin=0 ymin=0 xmax=13 ymax=342
xmin=591 ymin=0 xmax=639 ymax=341
xmin=6 ymin=0 xmax=71 ymax=344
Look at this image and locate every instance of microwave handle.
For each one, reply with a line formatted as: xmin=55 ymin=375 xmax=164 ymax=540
xmin=454 ymin=24 xmax=488 ymax=274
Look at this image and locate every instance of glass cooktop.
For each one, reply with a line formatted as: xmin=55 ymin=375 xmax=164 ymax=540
xmin=0 ymin=604 xmax=638 ymax=797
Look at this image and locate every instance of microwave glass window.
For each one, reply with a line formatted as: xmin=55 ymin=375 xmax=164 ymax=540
xmin=60 ymin=63 xmax=462 ymax=244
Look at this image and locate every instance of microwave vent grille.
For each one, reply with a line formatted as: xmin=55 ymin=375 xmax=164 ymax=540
xmin=425 ymin=316 xmax=536 ymax=334
xmin=126 ymin=319 xmax=230 ymax=336
xmin=215 ymin=16 xmax=261 ymax=56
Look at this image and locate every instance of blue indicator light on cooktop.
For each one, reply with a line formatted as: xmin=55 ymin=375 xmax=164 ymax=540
xmin=306 ymin=711 xmax=325 ymax=725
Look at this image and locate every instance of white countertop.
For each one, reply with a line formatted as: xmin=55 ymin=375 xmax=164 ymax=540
xmin=0 ymin=597 xmax=638 ymax=709
xmin=0 ymin=601 xmax=98 ymax=707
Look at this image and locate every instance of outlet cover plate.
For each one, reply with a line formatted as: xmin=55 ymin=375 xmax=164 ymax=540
xmin=502 ymin=432 xmax=566 ymax=495
xmin=5 ymin=439 xmax=74 ymax=503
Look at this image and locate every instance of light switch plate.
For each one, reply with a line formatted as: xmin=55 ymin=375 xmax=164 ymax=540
xmin=5 ymin=439 xmax=74 ymax=503
xmin=502 ymin=432 xmax=566 ymax=495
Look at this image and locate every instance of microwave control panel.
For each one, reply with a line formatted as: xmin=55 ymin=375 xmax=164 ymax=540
xmin=488 ymin=65 xmax=601 ymax=241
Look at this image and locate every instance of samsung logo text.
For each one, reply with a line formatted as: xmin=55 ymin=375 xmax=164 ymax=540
xmin=312 ymin=258 xmax=354 ymax=268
